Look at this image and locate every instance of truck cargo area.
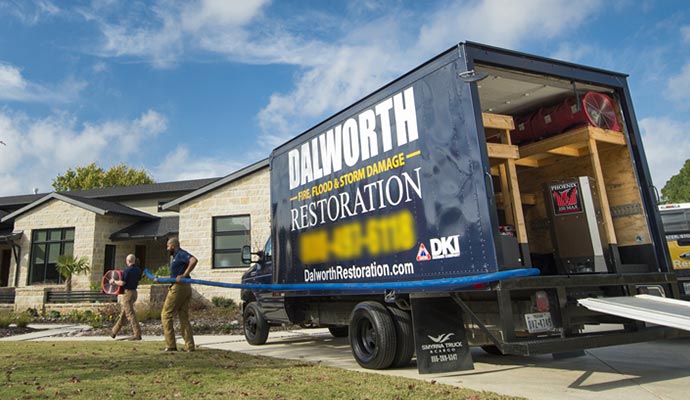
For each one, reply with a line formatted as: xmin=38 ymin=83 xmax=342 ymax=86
xmin=474 ymin=63 xmax=654 ymax=275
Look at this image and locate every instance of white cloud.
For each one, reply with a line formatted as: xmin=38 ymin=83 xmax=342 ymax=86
xmin=92 ymin=61 xmax=107 ymax=73
xmin=0 ymin=109 xmax=167 ymax=196
xmin=256 ymin=0 xmax=605 ymax=147
xmin=0 ymin=62 xmax=86 ymax=103
xmin=414 ymin=0 xmax=602 ymax=53
xmin=180 ymin=0 xmax=269 ymax=32
xmin=639 ymin=117 xmax=690 ymax=188
xmin=682 ymin=25 xmax=690 ymax=42
xmin=82 ymin=0 xmax=606 ymax=152
xmin=550 ymin=43 xmax=597 ymax=64
xmin=153 ymin=145 xmax=243 ymax=182
xmin=0 ymin=0 xmax=60 ymax=25
xmin=666 ymin=62 xmax=690 ymax=103
xmin=85 ymin=0 xmax=272 ymax=68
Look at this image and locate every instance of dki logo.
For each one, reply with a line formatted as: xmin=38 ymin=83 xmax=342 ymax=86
xmin=430 ymin=235 xmax=460 ymax=259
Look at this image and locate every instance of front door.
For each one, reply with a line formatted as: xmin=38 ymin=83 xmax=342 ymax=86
xmin=0 ymin=249 xmax=11 ymax=287
xmin=135 ymin=245 xmax=147 ymax=269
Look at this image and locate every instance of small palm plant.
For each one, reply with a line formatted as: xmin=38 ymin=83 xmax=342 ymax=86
xmin=56 ymin=255 xmax=91 ymax=291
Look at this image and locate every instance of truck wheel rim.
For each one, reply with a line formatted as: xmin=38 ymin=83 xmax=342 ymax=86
xmin=246 ymin=313 xmax=257 ymax=336
xmin=357 ymin=319 xmax=377 ymax=355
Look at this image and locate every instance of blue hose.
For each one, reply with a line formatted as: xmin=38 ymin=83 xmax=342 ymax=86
xmin=144 ymin=267 xmax=540 ymax=291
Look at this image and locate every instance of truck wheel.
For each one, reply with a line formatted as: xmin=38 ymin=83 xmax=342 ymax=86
xmin=387 ymin=306 xmax=415 ymax=368
xmin=349 ymin=301 xmax=397 ymax=369
xmin=328 ymin=326 xmax=349 ymax=338
xmin=243 ymin=302 xmax=269 ymax=345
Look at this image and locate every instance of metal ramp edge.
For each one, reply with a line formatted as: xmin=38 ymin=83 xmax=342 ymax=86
xmin=578 ymin=294 xmax=690 ymax=332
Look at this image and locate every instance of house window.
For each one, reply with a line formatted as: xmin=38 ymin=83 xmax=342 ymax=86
xmin=28 ymin=228 xmax=75 ymax=285
xmin=213 ymin=215 xmax=250 ymax=268
xmin=104 ymin=245 xmax=116 ymax=274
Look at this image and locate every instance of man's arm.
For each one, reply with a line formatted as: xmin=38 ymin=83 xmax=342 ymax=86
xmin=176 ymin=256 xmax=198 ymax=282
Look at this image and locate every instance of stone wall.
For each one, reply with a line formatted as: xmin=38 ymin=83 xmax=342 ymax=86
xmin=178 ymin=167 xmax=270 ymax=302
xmin=14 ymin=286 xmax=48 ymax=312
xmin=91 ymin=214 xmax=139 ymax=284
xmin=12 ymin=200 xmax=96 ymax=291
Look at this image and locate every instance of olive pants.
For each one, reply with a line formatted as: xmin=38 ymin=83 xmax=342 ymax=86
xmin=112 ymin=289 xmax=141 ymax=338
xmin=161 ymin=283 xmax=195 ymax=351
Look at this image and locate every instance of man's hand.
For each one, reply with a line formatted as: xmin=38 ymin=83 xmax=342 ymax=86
xmin=176 ymin=275 xmax=184 ymax=283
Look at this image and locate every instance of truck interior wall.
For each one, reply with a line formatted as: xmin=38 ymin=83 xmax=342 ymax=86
xmin=474 ymin=64 xmax=655 ymax=273
xmin=516 ymin=144 xmax=651 ymax=251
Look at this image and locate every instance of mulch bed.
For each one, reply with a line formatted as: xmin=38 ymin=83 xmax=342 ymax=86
xmin=0 ymin=326 xmax=39 ymax=338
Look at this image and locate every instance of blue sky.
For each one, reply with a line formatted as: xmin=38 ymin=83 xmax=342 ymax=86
xmin=0 ymin=0 xmax=689 ymax=197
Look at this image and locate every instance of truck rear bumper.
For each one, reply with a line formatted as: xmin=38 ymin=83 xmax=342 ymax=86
xmin=501 ymin=326 xmax=690 ymax=356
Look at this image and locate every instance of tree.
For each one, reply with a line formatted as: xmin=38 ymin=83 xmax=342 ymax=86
xmin=56 ymin=255 xmax=91 ymax=291
xmin=661 ymin=159 xmax=690 ymax=204
xmin=52 ymin=163 xmax=155 ymax=191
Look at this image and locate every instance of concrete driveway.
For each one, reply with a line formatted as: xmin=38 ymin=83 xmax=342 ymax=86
xmin=195 ymin=328 xmax=690 ymax=400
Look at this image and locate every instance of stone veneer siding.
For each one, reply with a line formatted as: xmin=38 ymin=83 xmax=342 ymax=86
xmin=178 ymin=167 xmax=270 ymax=302
xmin=11 ymin=200 xmax=140 ymax=294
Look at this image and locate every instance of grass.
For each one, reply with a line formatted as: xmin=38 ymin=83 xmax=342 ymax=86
xmin=0 ymin=342 xmax=522 ymax=400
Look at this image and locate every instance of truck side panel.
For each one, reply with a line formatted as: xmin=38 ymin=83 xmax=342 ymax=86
xmin=271 ymin=53 xmax=499 ymax=288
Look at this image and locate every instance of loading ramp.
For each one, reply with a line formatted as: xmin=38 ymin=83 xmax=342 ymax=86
xmin=578 ymin=294 xmax=690 ymax=332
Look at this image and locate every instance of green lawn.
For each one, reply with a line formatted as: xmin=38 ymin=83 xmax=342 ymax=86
xmin=0 ymin=341 xmax=522 ymax=400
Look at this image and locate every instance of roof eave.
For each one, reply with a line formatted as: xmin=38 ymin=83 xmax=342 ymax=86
xmin=161 ymin=158 xmax=269 ymax=211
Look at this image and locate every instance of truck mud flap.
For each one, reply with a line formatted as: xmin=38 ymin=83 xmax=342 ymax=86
xmin=410 ymin=296 xmax=473 ymax=374
xmin=577 ymin=294 xmax=690 ymax=331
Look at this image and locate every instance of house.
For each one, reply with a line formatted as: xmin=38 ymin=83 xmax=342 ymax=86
xmin=0 ymin=158 xmax=270 ymax=312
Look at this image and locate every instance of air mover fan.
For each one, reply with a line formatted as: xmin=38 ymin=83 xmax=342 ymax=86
xmin=102 ymin=270 xmax=123 ymax=295
xmin=551 ymin=91 xmax=620 ymax=133
xmin=510 ymin=91 xmax=620 ymax=144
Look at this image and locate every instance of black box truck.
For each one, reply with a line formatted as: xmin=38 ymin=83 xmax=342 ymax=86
xmin=240 ymin=42 xmax=690 ymax=374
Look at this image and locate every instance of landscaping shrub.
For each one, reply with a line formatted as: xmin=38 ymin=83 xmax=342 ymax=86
xmin=14 ymin=312 xmax=32 ymax=328
xmin=0 ymin=313 xmax=10 ymax=328
xmin=212 ymin=296 xmax=236 ymax=308
xmin=139 ymin=265 xmax=169 ymax=285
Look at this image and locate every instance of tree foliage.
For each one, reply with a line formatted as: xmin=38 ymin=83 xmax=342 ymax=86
xmin=52 ymin=162 xmax=155 ymax=191
xmin=56 ymin=255 xmax=91 ymax=291
xmin=661 ymin=159 xmax=690 ymax=204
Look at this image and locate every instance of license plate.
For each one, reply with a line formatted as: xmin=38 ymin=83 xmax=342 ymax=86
xmin=525 ymin=312 xmax=554 ymax=333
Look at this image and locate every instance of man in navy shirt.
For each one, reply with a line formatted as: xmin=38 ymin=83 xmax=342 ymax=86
xmin=110 ymin=254 xmax=142 ymax=340
xmin=159 ymin=238 xmax=197 ymax=352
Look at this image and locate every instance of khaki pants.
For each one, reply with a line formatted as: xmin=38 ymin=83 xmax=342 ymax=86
xmin=112 ymin=289 xmax=141 ymax=338
xmin=161 ymin=283 xmax=195 ymax=351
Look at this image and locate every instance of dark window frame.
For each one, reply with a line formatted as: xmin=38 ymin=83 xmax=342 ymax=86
xmin=28 ymin=227 xmax=76 ymax=285
xmin=212 ymin=215 xmax=251 ymax=269
xmin=104 ymin=244 xmax=117 ymax=274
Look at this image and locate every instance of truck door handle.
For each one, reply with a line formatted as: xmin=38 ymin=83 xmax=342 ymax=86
xmin=652 ymin=185 xmax=660 ymax=204
xmin=485 ymin=171 xmax=495 ymax=200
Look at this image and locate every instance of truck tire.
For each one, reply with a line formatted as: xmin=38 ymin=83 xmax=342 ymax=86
xmin=328 ymin=326 xmax=349 ymax=337
xmin=349 ymin=301 xmax=397 ymax=369
xmin=243 ymin=302 xmax=269 ymax=345
xmin=387 ymin=306 xmax=415 ymax=368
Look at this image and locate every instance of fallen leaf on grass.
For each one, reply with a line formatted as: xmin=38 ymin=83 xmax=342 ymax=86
xmin=70 ymin=376 xmax=80 ymax=383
